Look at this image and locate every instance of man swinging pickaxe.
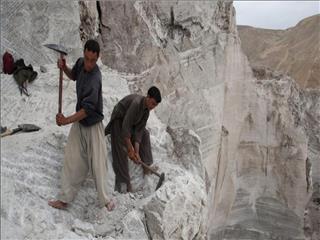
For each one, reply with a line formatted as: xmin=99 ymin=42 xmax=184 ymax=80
xmin=45 ymin=40 xmax=115 ymax=211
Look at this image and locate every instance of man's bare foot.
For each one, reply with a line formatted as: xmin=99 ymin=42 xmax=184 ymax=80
xmin=48 ymin=200 xmax=68 ymax=209
xmin=105 ymin=200 xmax=115 ymax=211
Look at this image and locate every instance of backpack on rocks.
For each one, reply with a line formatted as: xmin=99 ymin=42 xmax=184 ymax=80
xmin=2 ymin=51 xmax=15 ymax=74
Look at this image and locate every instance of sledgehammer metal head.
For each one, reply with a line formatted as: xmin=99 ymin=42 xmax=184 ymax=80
xmin=44 ymin=44 xmax=68 ymax=56
xmin=155 ymin=173 xmax=165 ymax=191
xmin=140 ymin=161 xmax=165 ymax=191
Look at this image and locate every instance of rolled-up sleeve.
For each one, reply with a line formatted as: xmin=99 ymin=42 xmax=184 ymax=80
xmin=122 ymin=101 xmax=139 ymax=139
xmin=80 ymin=84 xmax=100 ymax=117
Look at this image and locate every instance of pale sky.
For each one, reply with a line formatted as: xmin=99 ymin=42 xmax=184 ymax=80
xmin=233 ymin=1 xmax=320 ymax=29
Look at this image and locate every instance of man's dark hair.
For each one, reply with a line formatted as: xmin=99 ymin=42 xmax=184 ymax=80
xmin=84 ymin=39 xmax=100 ymax=56
xmin=147 ymin=86 xmax=161 ymax=103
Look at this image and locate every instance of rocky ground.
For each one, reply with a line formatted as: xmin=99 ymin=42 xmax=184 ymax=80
xmin=0 ymin=63 xmax=207 ymax=240
xmin=1 ymin=1 xmax=320 ymax=239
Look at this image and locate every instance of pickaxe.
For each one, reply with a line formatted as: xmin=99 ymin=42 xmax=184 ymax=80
xmin=44 ymin=44 xmax=68 ymax=114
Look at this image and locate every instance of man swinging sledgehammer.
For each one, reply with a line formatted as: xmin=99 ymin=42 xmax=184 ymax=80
xmin=105 ymin=87 xmax=162 ymax=193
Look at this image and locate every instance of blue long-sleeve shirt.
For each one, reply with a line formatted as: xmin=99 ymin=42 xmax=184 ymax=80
xmin=71 ymin=57 xmax=104 ymax=126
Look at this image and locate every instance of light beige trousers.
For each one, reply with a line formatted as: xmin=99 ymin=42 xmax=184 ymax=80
xmin=58 ymin=121 xmax=110 ymax=206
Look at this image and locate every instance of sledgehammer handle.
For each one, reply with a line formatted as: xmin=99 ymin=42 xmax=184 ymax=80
xmin=58 ymin=53 xmax=63 ymax=114
xmin=140 ymin=161 xmax=161 ymax=178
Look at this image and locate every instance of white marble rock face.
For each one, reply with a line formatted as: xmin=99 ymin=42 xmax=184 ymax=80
xmin=1 ymin=0 xmax=82 ymax=66
xmin=1 ymin=0 xmax=319 ymax=240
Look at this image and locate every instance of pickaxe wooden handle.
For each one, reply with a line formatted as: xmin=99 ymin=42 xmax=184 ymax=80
xmin=58 ymin=53 xmax=63 ymax=114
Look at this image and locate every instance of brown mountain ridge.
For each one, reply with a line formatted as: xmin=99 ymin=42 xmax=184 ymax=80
xmin=238 ymin=14 xmax=320 ymax=89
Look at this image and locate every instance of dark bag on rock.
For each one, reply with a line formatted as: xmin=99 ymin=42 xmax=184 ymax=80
xmin=13 ymin=58 xmax=38 ymax=96
xmin=2 ymin=51 xmax=15 ymax=74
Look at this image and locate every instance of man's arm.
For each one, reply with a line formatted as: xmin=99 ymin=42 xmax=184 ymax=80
xmin=56 ymin=108 xmax=87 ymax=126
xmin=124 ymin=137 xmax=141 ymax=163
xmin=62 ymin=65 xmax=75 ymax=81
xmin=133 ymin=112 xmax=149 ymax=144
xmin=58 ymin=58 xmax=75 ymax=81
xmin=121 ymin=100 xmax=142 ymax=163
xmin=134 ymin=142 xmax=142 ymax=162
xmin=125 ymin=137 xmax=135 ymax=157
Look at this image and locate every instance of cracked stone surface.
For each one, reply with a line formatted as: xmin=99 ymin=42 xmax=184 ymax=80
xmin=1 ymin=1 xmax=319 ymax=239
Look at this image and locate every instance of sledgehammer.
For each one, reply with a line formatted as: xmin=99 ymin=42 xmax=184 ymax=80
xmin=140 ymin=161 xmax=165 ymax=190
xmin=44 ymin=44 xmax=68 ymax=114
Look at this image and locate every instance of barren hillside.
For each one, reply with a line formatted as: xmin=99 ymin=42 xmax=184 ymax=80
xmin=238 ymin=14 xmax=320 ymax=89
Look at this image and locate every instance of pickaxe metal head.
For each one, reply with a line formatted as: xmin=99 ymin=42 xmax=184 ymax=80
xmin=44 ymin=44 xmax=68 ymax=56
